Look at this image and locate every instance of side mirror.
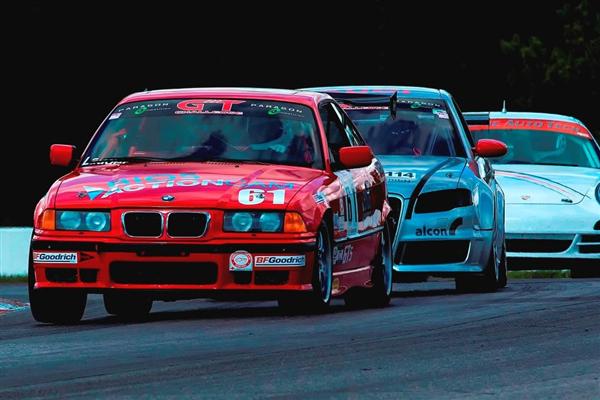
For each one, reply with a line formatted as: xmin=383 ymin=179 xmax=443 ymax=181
xmin=339 ymin=146 xmax=374 ymax=169
xmin=473 ymin=139 xmax=507 ymax=158
xmin=50 ymin=144 xmax=76 ymax=167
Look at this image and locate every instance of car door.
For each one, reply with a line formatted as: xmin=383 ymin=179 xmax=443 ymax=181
xmin=319 ymin=101 xmax=383 ymax=273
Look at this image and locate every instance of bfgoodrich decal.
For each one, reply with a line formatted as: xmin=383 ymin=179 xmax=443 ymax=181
xmin=255 ymin=255 xmax=305 ymax=267
xmin=33 ymin=252 xmax=78 ymax=264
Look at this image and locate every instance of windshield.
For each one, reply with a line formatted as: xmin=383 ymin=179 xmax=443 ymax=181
xmin=470 ymin=121 xmax=600 ymax=168
xmin=82 ymin=99 xmax=323 ymax=169
xmin=340 ymin=99 xmax=464 ymax=157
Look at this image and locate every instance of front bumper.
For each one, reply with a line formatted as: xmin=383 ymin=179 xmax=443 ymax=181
xmin=31 ymin=239 xmax=317 ymax=293
xmin=390 ymin=200 xmax=493 ymax=275
xmin=392 ymin=230 xmax=493 ymax=274
xmin=505 ymin=204 xmax=600 ymax=269
xmin=506 ymin=233 xmax=600 ymax=269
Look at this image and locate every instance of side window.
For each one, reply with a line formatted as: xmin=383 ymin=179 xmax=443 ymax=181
xmin=319 ymin=102 xmax=352 ymax=169
xmin=451 ymin=98 xmax=476 ymax=147
xmin=331 ymin=102 xmax=365 ymax=146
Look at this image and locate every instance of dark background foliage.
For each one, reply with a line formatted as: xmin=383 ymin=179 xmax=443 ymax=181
xmin=4 ymin=0 xmax=599 ymax=226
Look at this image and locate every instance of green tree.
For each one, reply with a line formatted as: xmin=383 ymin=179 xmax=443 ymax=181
xmin=501 ymin=0 xmax=600 ymax=139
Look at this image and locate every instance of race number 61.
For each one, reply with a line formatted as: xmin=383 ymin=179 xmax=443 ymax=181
xmin=238 ymin=189 xmax=286 ymax=205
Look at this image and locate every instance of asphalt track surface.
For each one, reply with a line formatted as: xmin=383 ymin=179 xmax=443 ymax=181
xmin=1 ymin=279 xmax=599 ymax=399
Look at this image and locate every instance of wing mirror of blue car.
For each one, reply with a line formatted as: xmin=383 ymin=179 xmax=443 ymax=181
xmin=339 ymin=146 xmax=374 ymax=169
xmin=473 ymin=139 xmax=507 ymax=158
xmin=50 ymin=144 xmax=77 ymax=167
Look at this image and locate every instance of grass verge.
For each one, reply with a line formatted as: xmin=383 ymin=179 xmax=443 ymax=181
xmin=508 ymin=270 xmax=570 ymax=279
xmin=0 ymin=275 xmax=28 ymax=283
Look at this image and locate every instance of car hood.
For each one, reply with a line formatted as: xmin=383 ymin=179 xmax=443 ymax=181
xmin=494 ymin=164 xmax=599 ymax=204
xmin=377 ymin=155 xmax=466 ymax=198
xmin=54 ymin=162 xmax=323 ymax=210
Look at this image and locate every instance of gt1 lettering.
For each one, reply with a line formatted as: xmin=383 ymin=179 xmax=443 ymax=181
xmin=176 ymin=99 xmax=245 ymax=113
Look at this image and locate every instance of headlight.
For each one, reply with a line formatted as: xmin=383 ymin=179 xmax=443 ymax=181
xmin=56 ymin=210 xmax=110 ymax=231
xmin=415 ymin=189 xmax=472 ymax=213
xmin=259 ymin=213 xmax=282 ymax=232
xmin=224 ymin=212 xmax=284 ymax=232
xmin=230 ymin=212 xmax=254 ymax=232
xmin=596 ymin=184 xmax=600 ymax=204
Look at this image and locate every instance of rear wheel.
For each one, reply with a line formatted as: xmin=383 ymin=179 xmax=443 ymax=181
xmin=28 ymin=260 xmax=87 ymax=324
xmin=278 ymin=223 xmax=332 ymax=313
xmin=103 ymin=293 xmax=153 ymax=320
xmin=345 ymin=222 xmax=392 ymax=308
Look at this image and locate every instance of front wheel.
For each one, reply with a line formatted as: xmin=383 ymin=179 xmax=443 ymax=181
xmin=278 ymin=223 xmax=332 ymax=313
xmin=455 ymin=245 xmax=500 ymax=293
xmin=103 ymin=292 xmax=153 ymax=320
xmin=28 ymin=261 xmax=87 ymax=324
xmin=571 ymin=267 xmax=600 ymax=278
xmin=497 ymin=243 xmax=508 ymax=288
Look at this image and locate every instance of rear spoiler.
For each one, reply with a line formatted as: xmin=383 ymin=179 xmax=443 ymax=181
xmin=463 ymin=112 xmax=490 ymax=126
xmin=325 ymin=91 xmax=399 ymax=119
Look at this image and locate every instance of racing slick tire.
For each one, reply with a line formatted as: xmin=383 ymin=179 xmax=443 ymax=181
xmin=103 ymin=293 xmax=153 ymax=320
xmin=497 ymin=243 xmax=508 ymax=288
xmin=570 ymin=267 xmax=600 ymax=278
xmin=28 ymin=259 xmax=87 ymax=324
xmin=278 ymin=223 xmax=333 ymax=313
xmin=455 ymin=245 xmax=500 ymax=293
xmin=345 ymin=221 xmax=393 ymax=308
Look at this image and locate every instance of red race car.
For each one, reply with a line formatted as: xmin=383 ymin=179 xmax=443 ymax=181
xmin=30 ymin=88 xmax=392 ymax=323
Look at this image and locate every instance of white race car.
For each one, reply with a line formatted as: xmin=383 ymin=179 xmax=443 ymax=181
xmin=466 ymin=111 xmax=600 ymax=277
xmin=306 ymin=86 xmax=509 ymax=291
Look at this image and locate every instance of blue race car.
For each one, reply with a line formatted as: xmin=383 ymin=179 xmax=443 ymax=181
xmin=465 ymin=111 xmax=600 ymax=277
xmin=305 ymin=86 xmax=509 ymax=291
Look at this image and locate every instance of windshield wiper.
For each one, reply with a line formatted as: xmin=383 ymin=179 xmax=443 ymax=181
xmin=86 ymin=156 xmax=171 ymax=165
xmin=533 ymin=162 xmax=580 ymax=167
xmin=208 ymin=158 xmax=271 ymax=165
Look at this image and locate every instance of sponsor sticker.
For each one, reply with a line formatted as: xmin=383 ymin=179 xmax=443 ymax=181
xmin=313 ymin=192 xmax=327 ymax=204
xmin=333 ymin=244 xmax=353 ymax=265
xmin=386 ymin=171 xmax=417 ymax=182
xmin=433 ymin=108 xmax=449 ymax=119
xmin=332 ymin=277 xmax=340 ymax=292
xmin=255 ymin=255 xmax=306 ymax=267
xmin=32 ymin=252 xmax=78 ymax=264
xmin=229 ymin=250 xmax=253 ymax=271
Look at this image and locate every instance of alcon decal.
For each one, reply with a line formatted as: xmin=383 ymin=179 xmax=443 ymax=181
xmin=415 ymin=218 xmax=463 ymax=237
xmin=79 ymin=174 xmax=295 ymax=200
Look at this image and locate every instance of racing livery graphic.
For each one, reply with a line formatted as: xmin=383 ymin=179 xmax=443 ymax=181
xmin=465 ymin=111 xmax=600 ymax=277
xmin=29 ymin=88 xmax=392 ymax=324
xmin=306 ymin=86 xmax=509 ymax=291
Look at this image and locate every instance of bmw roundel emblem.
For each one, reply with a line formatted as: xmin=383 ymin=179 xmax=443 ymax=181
xmin=162 ymin=195 xmax=175 ymax=202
